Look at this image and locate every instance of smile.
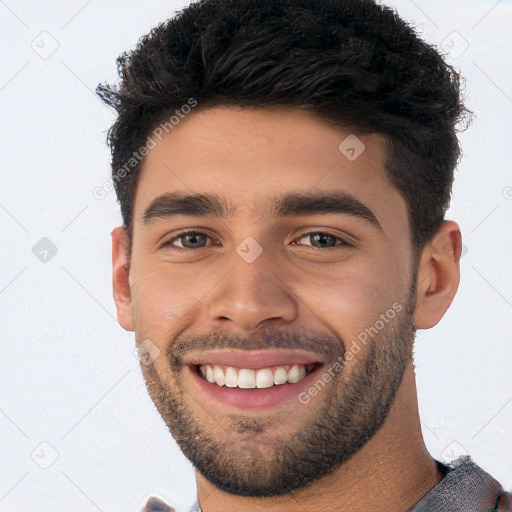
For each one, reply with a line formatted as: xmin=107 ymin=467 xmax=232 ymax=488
xmin=183 ymin=350 xmax=327 ymax=409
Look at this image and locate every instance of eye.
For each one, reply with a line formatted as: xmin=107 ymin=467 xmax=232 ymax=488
xmin=159 ymin=230 xmax=354 ymax=252
xmin=291 ymin=231 xmax=353 ymax=250
xmin=160 ymin=231 xmax=217 ymax=251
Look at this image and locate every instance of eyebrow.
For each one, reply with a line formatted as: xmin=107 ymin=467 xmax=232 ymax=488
xmin=141 ymin=190 xmax=382 ymax=231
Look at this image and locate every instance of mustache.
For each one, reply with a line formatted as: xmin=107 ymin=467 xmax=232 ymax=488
xmin=169 ymin=327 xmax=345 ymax=366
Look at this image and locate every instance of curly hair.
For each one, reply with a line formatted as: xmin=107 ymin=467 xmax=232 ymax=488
xmin=97 ymin=0 xmax=472 ymax=256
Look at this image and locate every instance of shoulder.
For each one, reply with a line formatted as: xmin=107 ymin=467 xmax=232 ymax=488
xmin=496 ymin=491 xmax=512 ymax=512
xmin=140 ymin=495 xmax=175 ymax=512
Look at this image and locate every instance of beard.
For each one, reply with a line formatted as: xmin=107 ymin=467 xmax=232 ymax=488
xmin=138 ymin=281 xmax=417 ymax=498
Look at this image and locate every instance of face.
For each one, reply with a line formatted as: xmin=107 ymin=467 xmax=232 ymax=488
xmin=120 ymin=106 xmax=419 ymax=495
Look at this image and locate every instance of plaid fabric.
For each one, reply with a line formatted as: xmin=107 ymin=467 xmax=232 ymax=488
xmin=410 ymin=455 xmax=506 ymax=512
xmin=142 ymin=455 xmax=508 ymax=512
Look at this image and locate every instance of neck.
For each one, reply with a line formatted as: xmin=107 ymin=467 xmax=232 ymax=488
xmin=194 ymin=361 xmax=443 ymax=512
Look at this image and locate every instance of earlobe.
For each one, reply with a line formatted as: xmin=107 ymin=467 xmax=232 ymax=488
xmin=413 ymin=220 xmax=462 ymax=330
xmin=112 ymin=226 xmax=135 ymax=331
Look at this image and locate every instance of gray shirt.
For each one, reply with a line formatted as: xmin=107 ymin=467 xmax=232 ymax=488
xmin=141 ymin=455 xmax=509 ymax=512
xmin=409 ymin=455 xmax=506 ymax=512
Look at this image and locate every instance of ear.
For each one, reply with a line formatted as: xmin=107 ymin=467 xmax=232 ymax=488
xmin=414 ymin=220 xmax=462 ymax=329
xmin=112 ymin=226 xmax=135 ymax=331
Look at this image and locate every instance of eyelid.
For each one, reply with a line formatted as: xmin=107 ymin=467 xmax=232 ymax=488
xmin=160 ymin=229 xmax=216 ymax=250
xmin=159 ymin=228 xmax=355 ymax=251
xmin=292 ymin=229 xmax=354 ymax=249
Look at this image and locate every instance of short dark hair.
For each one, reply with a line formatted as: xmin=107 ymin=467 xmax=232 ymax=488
xmin=97 ymin=0 xmax=472 ymax=258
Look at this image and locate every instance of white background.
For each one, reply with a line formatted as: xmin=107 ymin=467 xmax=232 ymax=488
xmin=0 ymin=1 xmax=511 ymax=511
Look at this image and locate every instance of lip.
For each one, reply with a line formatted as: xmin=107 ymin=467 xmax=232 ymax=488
xmin=182 ymin=349 xmax=325 ymax=369
xmin=185 ymin=361 xmax=324 ymax=409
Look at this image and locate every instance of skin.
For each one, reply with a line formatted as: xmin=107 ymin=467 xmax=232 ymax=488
xmin=112 ymin=106 xmax=462 ymax=511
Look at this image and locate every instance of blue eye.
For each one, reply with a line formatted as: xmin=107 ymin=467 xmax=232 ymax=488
xmin=292 ymin=232 xmax=353 ymax=250
xmin=160 ymin=230 xmax=353 ymax=252
xmin=160 ymin=231 xmax=215 ymax=251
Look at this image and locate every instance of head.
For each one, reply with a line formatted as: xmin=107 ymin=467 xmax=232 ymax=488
xmin=99 ymin=0 xmax=468 ymax=497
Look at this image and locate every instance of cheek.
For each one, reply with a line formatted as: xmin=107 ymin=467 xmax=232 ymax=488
xmin=129 ymin=243 xmax=410 ymax=355
xmin=289 ymin=255 xmax=407 ymax=339
xmin=129 ymin=260 xmax=223 ymax=340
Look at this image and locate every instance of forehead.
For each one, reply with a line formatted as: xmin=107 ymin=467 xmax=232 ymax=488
xmin=133 ymin=106 xmax=404 ymax=224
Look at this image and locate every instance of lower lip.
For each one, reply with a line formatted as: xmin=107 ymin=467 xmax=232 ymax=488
xmin=187 ymin=364 xmax=324 ymax=409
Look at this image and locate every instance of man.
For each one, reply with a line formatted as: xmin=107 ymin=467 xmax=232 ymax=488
xmin=97 ymin=0 xmax=511 ymax=510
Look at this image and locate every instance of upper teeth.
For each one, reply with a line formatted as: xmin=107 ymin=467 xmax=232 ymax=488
xmin=199 ymin=364 xmax=313 ymax=389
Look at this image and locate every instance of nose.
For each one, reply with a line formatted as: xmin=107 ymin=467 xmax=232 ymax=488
xmin=207 ymin=248 xmax=298 ymax=333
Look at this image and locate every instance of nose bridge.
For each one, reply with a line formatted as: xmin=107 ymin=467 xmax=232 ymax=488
xmin=207 ymin=241 xmax=298 ymax=332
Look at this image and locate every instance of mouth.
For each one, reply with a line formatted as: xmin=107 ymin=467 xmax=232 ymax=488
xmin=183 ymin=350 xmax=326 ymax=409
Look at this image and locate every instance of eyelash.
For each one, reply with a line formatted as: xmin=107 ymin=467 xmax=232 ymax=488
xmin=160 ymin=230 xmax=354 ymax=252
